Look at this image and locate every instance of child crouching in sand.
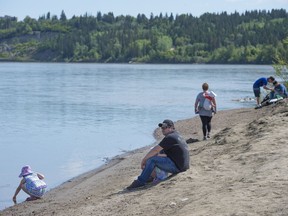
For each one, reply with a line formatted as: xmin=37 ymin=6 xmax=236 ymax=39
xmin=13 ymin=165 xmax=47 ymax=203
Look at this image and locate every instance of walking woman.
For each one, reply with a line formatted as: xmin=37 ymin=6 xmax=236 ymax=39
xmin=194 ymin=83 xmax=217 ymax=140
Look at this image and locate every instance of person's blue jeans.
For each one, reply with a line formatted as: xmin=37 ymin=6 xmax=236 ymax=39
xmin=137 ymin=156 xmax=180 ymax=184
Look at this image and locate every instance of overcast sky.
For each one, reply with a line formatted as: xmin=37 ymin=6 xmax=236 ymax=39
xmin=1 ymin=0 xmax=288 ymax=21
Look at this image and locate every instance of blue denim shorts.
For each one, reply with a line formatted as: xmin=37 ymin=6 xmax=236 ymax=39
xmin=253 ymin=88 xmax=261 ymax=97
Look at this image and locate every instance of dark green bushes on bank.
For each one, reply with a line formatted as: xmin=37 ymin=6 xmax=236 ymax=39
xmin=0 ymin=9 xmax=287 ymax=63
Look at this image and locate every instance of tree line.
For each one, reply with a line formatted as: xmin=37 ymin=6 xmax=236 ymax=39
xmin=0 ymin=9 xmax=287 ymax=64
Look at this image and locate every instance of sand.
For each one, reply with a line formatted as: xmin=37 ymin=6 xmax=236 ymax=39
xmin=2 ymin=100 xmax=288 ymax=216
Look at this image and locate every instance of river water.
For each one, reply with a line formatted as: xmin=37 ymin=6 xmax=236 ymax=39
xmin=0 ymin=63 xmax=274 ymax=210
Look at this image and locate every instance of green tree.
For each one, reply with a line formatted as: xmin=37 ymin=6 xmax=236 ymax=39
xmin=156 ymin=35 xmax=172 ymax=52
xmin=60 ymin=10 xmax=67 ymax=22
xmin=274 ymin=37 xmax=288 ymax=87
xmin=73 ymin=42 xmax=88 ymax=61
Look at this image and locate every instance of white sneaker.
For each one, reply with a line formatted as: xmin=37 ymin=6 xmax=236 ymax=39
xmin=255 ymin=104 xmax=262 ymax=109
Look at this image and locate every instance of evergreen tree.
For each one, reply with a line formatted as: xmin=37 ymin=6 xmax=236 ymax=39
xmin=60 ymin=10 xmax=67 ymax=22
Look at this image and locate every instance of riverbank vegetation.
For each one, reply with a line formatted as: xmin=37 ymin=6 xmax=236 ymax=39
xmin=274 ymin=37 xmax=288 ymax=87
xmin=0 ymin=9 xmax=287 ymax=63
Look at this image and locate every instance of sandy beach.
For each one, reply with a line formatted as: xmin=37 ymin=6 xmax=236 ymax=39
xmin=2 ymin=100 xmax=288 ymax=216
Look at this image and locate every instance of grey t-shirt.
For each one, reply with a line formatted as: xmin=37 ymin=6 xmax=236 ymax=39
xmin=196 ymin=92 xmax=213 ymax=117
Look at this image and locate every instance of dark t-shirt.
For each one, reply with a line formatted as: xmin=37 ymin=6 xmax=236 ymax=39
xmin=159 ymin=131 xmax=190 ymax=172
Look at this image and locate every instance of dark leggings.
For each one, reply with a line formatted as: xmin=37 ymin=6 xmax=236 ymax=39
xmin=200 ymin=115 xmax=212 ymax=137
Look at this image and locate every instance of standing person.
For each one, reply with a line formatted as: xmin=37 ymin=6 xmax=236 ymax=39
xmin=253 ymin=76 xmax=275 ymax=108
xmin=126 ymin=119 xmax=190 ymax=190
xmin=13 ymin=165 xmax=47 ymax=203
xmin=194 ymin=83 xmax=217 ymax=140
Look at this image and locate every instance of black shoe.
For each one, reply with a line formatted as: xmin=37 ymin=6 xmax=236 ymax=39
xmin=146 ymin=176 xmax=154 ymax=183
xmin=126 ymin=180 xmax=145 ymax=190
xmin=186 ymin=138 xmax=199 ymax=144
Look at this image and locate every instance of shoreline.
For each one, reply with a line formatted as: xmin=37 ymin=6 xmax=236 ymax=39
xmin=2 ymin=102 xmax=288 ymax=215
xmin=0 ymin=107 xmax=260 ymax=212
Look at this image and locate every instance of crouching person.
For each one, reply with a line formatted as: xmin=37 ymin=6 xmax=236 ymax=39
xmin=127 ymin=119 xmax=190 ymax=190
xmin=13 ymin=165 xmax=47 ymax=203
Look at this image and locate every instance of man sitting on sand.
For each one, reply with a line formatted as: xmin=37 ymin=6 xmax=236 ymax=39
xmin=271 ymin=81 xmax=287 ymax=99
xmin=126 ymin=119 xmax=190 ymax=190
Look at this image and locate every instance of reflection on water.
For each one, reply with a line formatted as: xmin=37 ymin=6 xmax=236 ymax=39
xmin=0 ymin=63 xmax=274 ymax=210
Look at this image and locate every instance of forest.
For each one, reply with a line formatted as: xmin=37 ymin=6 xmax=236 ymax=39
xmin=0 ymin=9 xmax=287 ymax=64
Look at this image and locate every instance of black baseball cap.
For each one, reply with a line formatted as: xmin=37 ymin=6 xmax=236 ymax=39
xmin=158 ymin=119 xmax=174 ymax=128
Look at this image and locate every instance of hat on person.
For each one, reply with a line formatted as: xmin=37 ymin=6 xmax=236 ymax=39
xmin=158 ymin=119 xmax=174 ymax=128
xmin=19 ymin=165 xmax=33 ymax=178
